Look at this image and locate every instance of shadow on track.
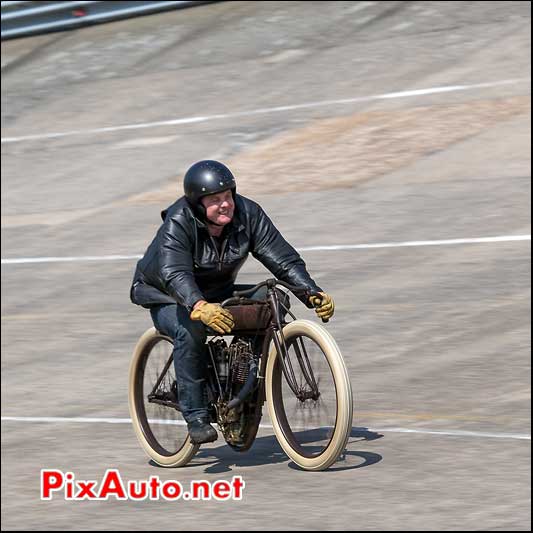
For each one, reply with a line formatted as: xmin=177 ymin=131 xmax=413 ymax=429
xmin=149 ymin=427 xmax=383 ymax=473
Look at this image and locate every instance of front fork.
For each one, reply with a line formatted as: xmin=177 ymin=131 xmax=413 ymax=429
xmin=266 ymin=285 xmax=320 ymax=402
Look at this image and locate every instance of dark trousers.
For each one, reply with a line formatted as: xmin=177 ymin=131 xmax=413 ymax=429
xmin=149 ymin=284 xmax=290 ymax=423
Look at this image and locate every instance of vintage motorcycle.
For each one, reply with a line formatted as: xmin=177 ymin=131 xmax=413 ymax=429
xmin=128 ymin=278 xmax=353 ymax=471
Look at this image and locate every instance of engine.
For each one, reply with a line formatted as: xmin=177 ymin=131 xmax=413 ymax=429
xmin=229 ymin=338 xmax=255 ymax=384
xmin=207 ymin=337 xmax=261 ymax=450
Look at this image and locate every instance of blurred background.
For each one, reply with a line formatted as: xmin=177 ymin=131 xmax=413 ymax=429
xmin=1 ymin=1 xmax=531 ymax=530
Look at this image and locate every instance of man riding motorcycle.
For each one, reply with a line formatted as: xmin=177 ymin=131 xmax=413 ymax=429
xmin=130 ymin=160 xmax=334 ymax=444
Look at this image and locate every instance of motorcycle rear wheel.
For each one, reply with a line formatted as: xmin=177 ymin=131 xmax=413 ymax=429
xmin=128 ymin=327 xmax=199 ymax=467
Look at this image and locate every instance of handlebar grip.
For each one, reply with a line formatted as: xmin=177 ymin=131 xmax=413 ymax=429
xmin=309 ymin=292 xmax=330 ymax=324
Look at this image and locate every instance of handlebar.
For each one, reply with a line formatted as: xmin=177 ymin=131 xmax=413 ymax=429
xmin=232 ymin=278 xmax=314 ymax=297
xmin=231 ymin=282 xmax=268 ymax=298
xmin=231 ymin=278 xmax=328 ymax=323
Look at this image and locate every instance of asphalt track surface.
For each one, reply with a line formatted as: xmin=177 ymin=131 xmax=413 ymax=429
xmin=1 ymin=1 xmax=531 ymax=530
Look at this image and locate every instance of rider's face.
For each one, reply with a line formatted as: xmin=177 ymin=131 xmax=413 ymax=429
xmin=201 ymin=189 xmax=235 ymax=226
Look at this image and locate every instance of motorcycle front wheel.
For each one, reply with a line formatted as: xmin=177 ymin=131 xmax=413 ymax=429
xmin=265 ymin=320 xmax=353 ymax=471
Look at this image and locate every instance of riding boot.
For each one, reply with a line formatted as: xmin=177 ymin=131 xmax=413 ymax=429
xmin=187 ymin=418 xmax=218 ymax=445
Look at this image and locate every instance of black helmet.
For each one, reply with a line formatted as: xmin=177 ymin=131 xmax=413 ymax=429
xmin=183 ymin=160 xmax=236 ymax=220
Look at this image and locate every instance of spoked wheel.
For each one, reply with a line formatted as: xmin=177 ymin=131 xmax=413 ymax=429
xmin=128 ymin=327 xmax=199 ymax=467
xmin=266 ymin=320 xmax=353 ymax=471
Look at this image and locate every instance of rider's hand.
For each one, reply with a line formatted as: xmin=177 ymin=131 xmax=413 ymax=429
xmin=190 ymin=302 xmax=235 ymax=334
xmin=309 ymin=292 xmax=335 ymax=320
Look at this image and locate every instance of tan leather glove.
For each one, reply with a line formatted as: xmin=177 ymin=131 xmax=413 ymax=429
xmin=309 ymin=292 xmax=335 ymax=321
xmin=190 ymin=302 xmax=235 ymax=334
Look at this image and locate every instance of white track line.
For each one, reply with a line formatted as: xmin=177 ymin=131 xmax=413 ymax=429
xmin=1 ymin=235 xmax=530 ymax=265
xmin=1 ymin=416 xmax=529 ymax=440
xmin=1 ymin=416 xmax=135 ymax=424
xmin=367 ymin=427 xmax=531 ymax=440
xmin=1 ymin=254 xmax=143 ymax=265
xmin=298 ymin=234 xmax=532 ymax=252
xmin=1 ymin=78 xmax=529 ymax=144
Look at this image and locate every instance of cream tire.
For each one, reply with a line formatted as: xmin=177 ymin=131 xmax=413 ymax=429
xmin=266 ymin=320 xmax=353 ymax=471
xmin=128 ymin=327 xmax=199 ymax=467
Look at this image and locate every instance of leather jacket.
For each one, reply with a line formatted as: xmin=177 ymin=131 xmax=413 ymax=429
xmin=130 ymin=194 xmax=322 ymax=312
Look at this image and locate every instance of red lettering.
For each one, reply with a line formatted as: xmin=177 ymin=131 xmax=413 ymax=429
xmin=42 ymin=471 xmax=245 ymax=502
xmin=65 ymin=473 xmax=75 ymax=499
xmin=98 ymin=469 xmax=126 ymax=500
xmin=149 ymin=476 xmax=161 ymax=499
xmin=192 ymin=481 xmax=210 ymax=500
xmin=161 ymin=481 xmax=182 ymax=500
xmin=41 ymin=470 xmax=64 ymax=500
xmin=213 ymin=481 xmax=231 ymax=500
xmin=128 ymin=480 xmax=148 ymax=500
xmin=76 ymin=480 xmax=97 ymax=499
xmin=232 ymin=476 xmax=245 ymax=499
